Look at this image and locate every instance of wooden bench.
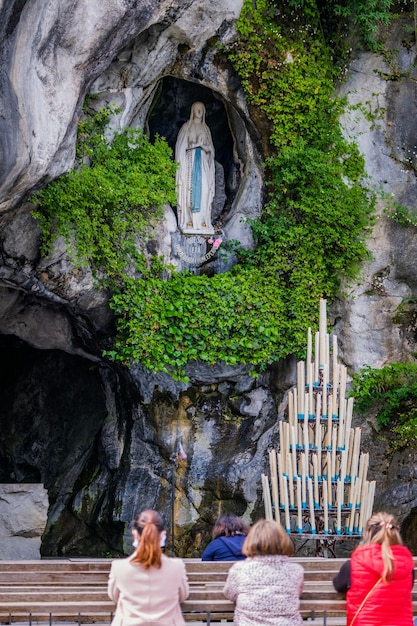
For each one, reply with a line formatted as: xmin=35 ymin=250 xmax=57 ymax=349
xmin=0 ymin=558 xmax=415 ymax=625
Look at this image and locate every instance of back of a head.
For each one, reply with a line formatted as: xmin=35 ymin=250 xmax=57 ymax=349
xmin=131 ymin=509 xmax=164 ymax=570
xmin=212 ymin=513 xmax=250 ymax=539
xmin=362 ymin=511 xmax=402 ymax=582
xmin=242 ymin=519 xmax=294 ymax=558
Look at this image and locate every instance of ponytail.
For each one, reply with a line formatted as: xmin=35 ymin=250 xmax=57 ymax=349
xmin=362 ymin=512 xmax=402 ymax=583
xmin=131 ymin=509 xmax=164 ymax=569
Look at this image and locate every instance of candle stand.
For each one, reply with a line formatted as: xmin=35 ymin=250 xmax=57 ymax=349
xmin=262 ymin=299 xmax=375 ymax=553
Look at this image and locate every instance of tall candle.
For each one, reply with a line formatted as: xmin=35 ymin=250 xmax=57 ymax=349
xmin=296 ymin=476 xmax=302 ymax=532
xmin=337 ymin=400 xmax=344 ymax=450
xmin=308 ymin=477 xmax=316 ymax=533
xmin=269 ymin=449 xmax=280 ymax=523
xmin=327 ymin=451 xmax=332 ymax=508
xmin=303 ymin=419 xmax=309 ymax=475
xmin=315 ymin=396 xmax=321 ymax=446
xmin=346 ymin=427 xmax=355 ymax=478
xmin=322 ymin=363 xmax=328 ymax=417
xmin=332 ymin=363 xmax=339 ymax=417
xmin=262 ymin=474 xmax=273 ymax=520
xmin=323 ymin=478 xmax=329 ymax=533
xmin=348 ymin=480 xmax=358 ymax=533
xmin=288 ymin=391 xmax=294 ymax=429
xmin=277 ymin=452 xmax=285 ymax=508
xmin=313 ymin=454 xmax=319 ymax=506
xmin=291 ymin=425 xmax=297 ymax=477
xmin=314 ymin=331 xmax=320 ymax=385
xmin=327 ymin=406 xmax=331 ymax=449
xmin=317 ymin=424 xmax=322 ymax=479
xmin=331 ymin=427 xmax=337 ymax=480
xmin=288 ymin=451 xmax=295 ymax=509
xmin=301 ymin=455 xmax=307 ymax=507
xmin=283 ymin=475 xmax=291 ymax=532
xmin=336 ymin=479 xmax=342 ymax=533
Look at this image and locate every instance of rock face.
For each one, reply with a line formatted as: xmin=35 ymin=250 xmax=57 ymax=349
xmin=0 ymin=484 xmax=48 ymax=559
xmin=0 ymin=1 xmax=416 ymax=556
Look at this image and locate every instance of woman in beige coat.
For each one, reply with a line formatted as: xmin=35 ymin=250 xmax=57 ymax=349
xmin=108 ymin=509 xmax=189 ymax=626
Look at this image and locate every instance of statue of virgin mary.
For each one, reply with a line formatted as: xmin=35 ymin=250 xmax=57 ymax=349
xmin=175 ymin=102 xmax=215 ymax=234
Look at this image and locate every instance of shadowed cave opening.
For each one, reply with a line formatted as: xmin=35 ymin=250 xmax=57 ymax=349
xmin=0 ymin=333 xmax=126 ymax=555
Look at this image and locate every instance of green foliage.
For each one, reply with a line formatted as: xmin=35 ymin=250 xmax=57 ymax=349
xmin=33 ymin=1 xmax=379 ymax=381
xmin=287 ymin=0 xmax=397 ymax=50
xmin=106 ymin=266 xmax=291 ymax=380
xmin=385 ymin=202 xmax=417 ymax=228
xmin=351 ymin=363 xmax=417 ymax=449
xmin=32 ymin=119 xmax=177 ymax=277
xmin=102 ymin=0 xmax=377 ymax=380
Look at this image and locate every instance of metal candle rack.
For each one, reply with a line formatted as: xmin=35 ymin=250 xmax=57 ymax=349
xmin=262 ymin=299 xmax=375 ymax=538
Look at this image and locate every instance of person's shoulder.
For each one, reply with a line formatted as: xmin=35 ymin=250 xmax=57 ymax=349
xmin=287 ymin=559 xmax=304 ymax=573
xmin=162 ymin=555 xmax=186 ymax=570
xmin=109 ymin=556 xmax=132 ymax=570
xmin=392 ymin=544 xmax=414 ymax=561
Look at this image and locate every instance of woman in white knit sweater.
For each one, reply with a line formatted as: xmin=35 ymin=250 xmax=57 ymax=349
xmin=223 ymin=519 xmax=304 ymax=626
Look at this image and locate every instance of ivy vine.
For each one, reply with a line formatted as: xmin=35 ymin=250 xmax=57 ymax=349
xmin=32 ymin=0 xmax=398 ymax=381
xmin=351 ymin=362 xmax=417 ymax=450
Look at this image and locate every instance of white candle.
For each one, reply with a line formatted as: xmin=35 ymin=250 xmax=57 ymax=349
xmin=327 ymin=405 xmax=331 ymax=449
xmin=322 ymin=363 xmax=328 ymax=417
xmin=314 ymin=331 xmax=320 ymax=385
xmin=301 ymin=453 xmax=307 ymax=506
xmin=291 ymin=425 xmax=297 ymax=477
xmin=296 ymin=476 xmax=302 ymax=532
xmin=303 ymin=419 xmax=309 ymax=474
xmin=262 ymin=474 xmax=273 ymax=520
xmin=317 ymin=424 xmax=322 ymax=479
xmin=269 ymin=450 xmax=280 ymax=523
xmin=332 ymin=363 xmax=339 ymax=417
xmin=336 ymin=480 xmax=342 ymax=533
xmin=337 ymin=399 xmax=346 ymax=450
xmin=277 ymin=452 xmax=285 ymax=509
xmin=313 ymin=454 xmax=319 ymax=507
xmin=348 ymin=479 xmax=358 ymax=533
xmin=323 ymin=478 xmax=329 ymax=533
xmin=288 ymin=391 xmax=294 ymax=429
xmin=308 ymin=477 xmax=316 ymax=533
xmin=315 ymin=396 xmax=321 ymax=447
xmin=283 ymin=475 xmax=291 ymax=532
xmin=288 ymin=451 xmax=295 ymax=509
xmin=346 ymin=427 xmax=355 ymax=478
xmin=327 ymin=452 xmax=332 ymax=508
xmin=331 ymin=427 xmax=337 ymax=480
xmin=340 ymin=448 xmax=347 ymax=485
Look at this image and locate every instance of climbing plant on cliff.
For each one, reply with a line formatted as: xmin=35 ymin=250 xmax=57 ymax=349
xmin=105 ymin=0 xmax=376 ymax=380
xmin=33 ymin=1 xmax=381 ymax=381
xmin=32 ymin=107 xmax=177 ymax=276
xmin=351 ymin=362 xmax=417 ymax=450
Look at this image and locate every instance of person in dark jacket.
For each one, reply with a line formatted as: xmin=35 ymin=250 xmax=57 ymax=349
xmin=333 ymin=511 xmax=414 ymax=626
xmin=201 ymin=513 xmax=250 ymax=561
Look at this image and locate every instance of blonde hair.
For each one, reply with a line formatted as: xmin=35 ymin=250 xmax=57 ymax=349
xmin=130 ymin=509 xmax=164 ymax=569
xmin=362 ymin=511 xmax=402 ymax=583
xmin=243 ymin=519 xmax=294 ymax=557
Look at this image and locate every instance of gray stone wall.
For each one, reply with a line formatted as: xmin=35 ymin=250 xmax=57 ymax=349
xmin=0 ymin=484 xmax=48 ymax=559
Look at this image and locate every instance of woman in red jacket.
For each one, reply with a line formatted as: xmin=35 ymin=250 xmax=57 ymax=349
xmin=333 ymin=511 xmax=414 ymax=626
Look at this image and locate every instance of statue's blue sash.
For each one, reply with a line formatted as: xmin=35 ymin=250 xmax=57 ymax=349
xmin=191 ymin=147 xmax=202 ymax=213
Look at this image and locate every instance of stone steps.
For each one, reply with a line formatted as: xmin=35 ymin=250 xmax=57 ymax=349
xmin=0 ymin=558 xmax=415 ymax=625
